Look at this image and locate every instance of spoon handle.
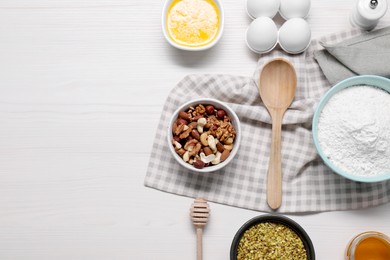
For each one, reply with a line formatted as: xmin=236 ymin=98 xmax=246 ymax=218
xmin=196 ymin=227 xmax=203 ymax=260
xmin=267 ymin=111 xmax=283 ymax=210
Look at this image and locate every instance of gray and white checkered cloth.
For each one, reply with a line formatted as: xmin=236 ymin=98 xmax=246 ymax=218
xmin=144 ymin=29 xmax=390 ymax=213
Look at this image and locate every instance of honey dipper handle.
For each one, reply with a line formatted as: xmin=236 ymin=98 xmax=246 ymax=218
xmin=267 ymin=110 xmax=283 ymax=210
xmin=196 ymin=227 xmax=203 ymax=260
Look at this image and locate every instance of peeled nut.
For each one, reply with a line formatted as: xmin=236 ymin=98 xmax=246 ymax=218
xmin=224 ymin=137 xmax=234 ymax=145
xmin=183 ymin=151 xmax=190 ymax=162
xmin=200 ymin=132 xmax=209 ymax=146
xmin=200 ymin=152 xmax=216 ymax=163
xmin=197 ymin=117 xmax=207 ymax=133
xmin=207 ymin=135 xmax=217 ymax=153
xmin=224 ymin=144 xmax=233 ymax=151
xmin=173 ymin=141 xmax=182 ymax=149
xmin=211 ymin=152 xmax=222 ymax=165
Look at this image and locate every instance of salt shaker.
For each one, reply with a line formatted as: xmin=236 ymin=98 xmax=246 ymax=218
xmin=350 ymin=0 xmax=388 ymax=30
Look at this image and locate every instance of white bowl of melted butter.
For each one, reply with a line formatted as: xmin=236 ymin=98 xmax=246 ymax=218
xmin=162 ymin=0 xmax=224 ymax=51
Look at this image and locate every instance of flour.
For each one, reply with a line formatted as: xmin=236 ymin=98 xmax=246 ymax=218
xmin=318 ymin=85 xmax=390 ymax=176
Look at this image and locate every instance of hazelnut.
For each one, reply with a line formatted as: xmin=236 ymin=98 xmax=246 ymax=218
xmin=205 ymin=105 xmax=215 ymax=115
xmin=193 ymin=160 xmax=205 ymax=169
xmin=216 ymin=109 xmax=226 ymax=119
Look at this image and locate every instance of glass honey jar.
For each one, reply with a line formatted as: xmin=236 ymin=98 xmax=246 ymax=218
xmin=345 ymin=231 xmax=390 ymax=260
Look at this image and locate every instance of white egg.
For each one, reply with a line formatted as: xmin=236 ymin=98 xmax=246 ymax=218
xmin=279 ymin=0 xmax=311 ymax=19
xmin=246 ymin=0 xmax=281 ymax=19
xmin=279 ymin=18 xmax=311 ymax=54
xmin=246 ymin=17 xmax=278 ymax=53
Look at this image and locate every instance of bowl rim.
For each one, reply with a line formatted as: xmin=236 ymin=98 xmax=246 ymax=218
xmin=312 ymin=75 xmax=390 ymax=183
xmin=167 ymin=97 xmax=241 ymax=173
xmin=230 ymin=214 xmax=316 ymax=260
xmin=161 ymin=0 xmax=225 ymax=51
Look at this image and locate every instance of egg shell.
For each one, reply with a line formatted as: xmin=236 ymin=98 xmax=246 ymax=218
xmin=279 ymin=0 xmax=311 ymax=19
xmin=279 ymin=18 xmax=311 ymax=54
xmin=246 ymin=0 xmax=281 ymax=19
xmin=246 ymin=17 xmax=278 ymax=54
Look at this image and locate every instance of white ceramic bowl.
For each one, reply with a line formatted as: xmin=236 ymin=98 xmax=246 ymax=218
xmin=167 ymin=98 xmax=241 ymax=173
xmin=162 ymin=0 xmax=224 ymax=51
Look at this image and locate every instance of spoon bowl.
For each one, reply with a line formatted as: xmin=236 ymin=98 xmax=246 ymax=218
xmin=258 ymin=58 xmax=297 ymax=210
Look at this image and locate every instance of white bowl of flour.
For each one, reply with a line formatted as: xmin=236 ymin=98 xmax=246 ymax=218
xmin=312 ymin=75 xmax=390 ymax=183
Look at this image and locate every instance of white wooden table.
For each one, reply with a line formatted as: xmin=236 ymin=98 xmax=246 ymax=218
xmin=0 ymin=0 xmax=390 ymax=259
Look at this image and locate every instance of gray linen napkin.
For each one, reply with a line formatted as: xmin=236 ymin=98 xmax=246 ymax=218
xmin=144 ymin=28 xmax=390 ymax=213
xmin=314 ymin=26 xmax=390 ymax=85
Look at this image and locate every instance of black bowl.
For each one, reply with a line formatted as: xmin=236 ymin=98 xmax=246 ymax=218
xmin=230 ymin=214 xmax=315 ymax=260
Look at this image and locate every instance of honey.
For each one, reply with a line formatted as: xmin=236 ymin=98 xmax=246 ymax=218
xmin=346 ymin=232 xmax=390 ymax=260
xmin=354 ymin=237 xmax=390 ymax=260
xmin=167 ymin=0 xmax=220 ymax=47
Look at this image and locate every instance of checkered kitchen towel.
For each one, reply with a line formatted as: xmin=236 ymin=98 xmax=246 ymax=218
xmin=144 ymin=28 xmax=390 ymax=213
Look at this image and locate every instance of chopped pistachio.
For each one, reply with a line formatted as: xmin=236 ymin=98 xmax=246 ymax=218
xmin=237 ymin=222 xmax=307 ymax=260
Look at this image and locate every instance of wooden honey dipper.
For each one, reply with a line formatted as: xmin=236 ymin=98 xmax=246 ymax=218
xmin=190 ymin=198 xmax=210 ymax=260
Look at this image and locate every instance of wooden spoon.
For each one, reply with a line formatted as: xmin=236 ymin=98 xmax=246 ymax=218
xmin=190 ymin=198 xmax=210 ymax=260
xmin=258 ymin=58 xmax=297 ymax=210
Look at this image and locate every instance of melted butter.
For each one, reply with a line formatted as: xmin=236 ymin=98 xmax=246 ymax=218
xmin=167 ymin=0 xmax=220 ymax=47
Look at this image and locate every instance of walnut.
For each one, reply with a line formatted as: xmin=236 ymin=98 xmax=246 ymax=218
xmin=215 ymin=128 xmax=225 ymax=139
xmin=207 ymin=115 xmax=220 ymax=126
xmin=189 ymin=143 xmax=202 ymax=157
xmin=175 ymin=148 xmax=186 ymax=156
xmin=179 ymin=125 xmax=193 ymax=139
xmin=184 ymin=139 xmax=199 ymax=151
xmin=174 ymin=123 xmax=185 ymax=136
xmin=192 ymin=104 xmax=206 ymax=116
xmin=227 ymin=124 xmax=236 ymax=135
xmin=219 ymin=130 xmax=230 ymax=143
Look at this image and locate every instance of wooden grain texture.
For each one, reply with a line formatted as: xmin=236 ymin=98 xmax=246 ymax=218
xmin=259 ymin=59 xmax=297 ymax=210
xmin=0 ymin=0 xmax=390 ymax=259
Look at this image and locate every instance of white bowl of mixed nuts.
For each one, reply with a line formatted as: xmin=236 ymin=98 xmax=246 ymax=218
xmin=167 ymin=98 xmax=241 ymax=172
